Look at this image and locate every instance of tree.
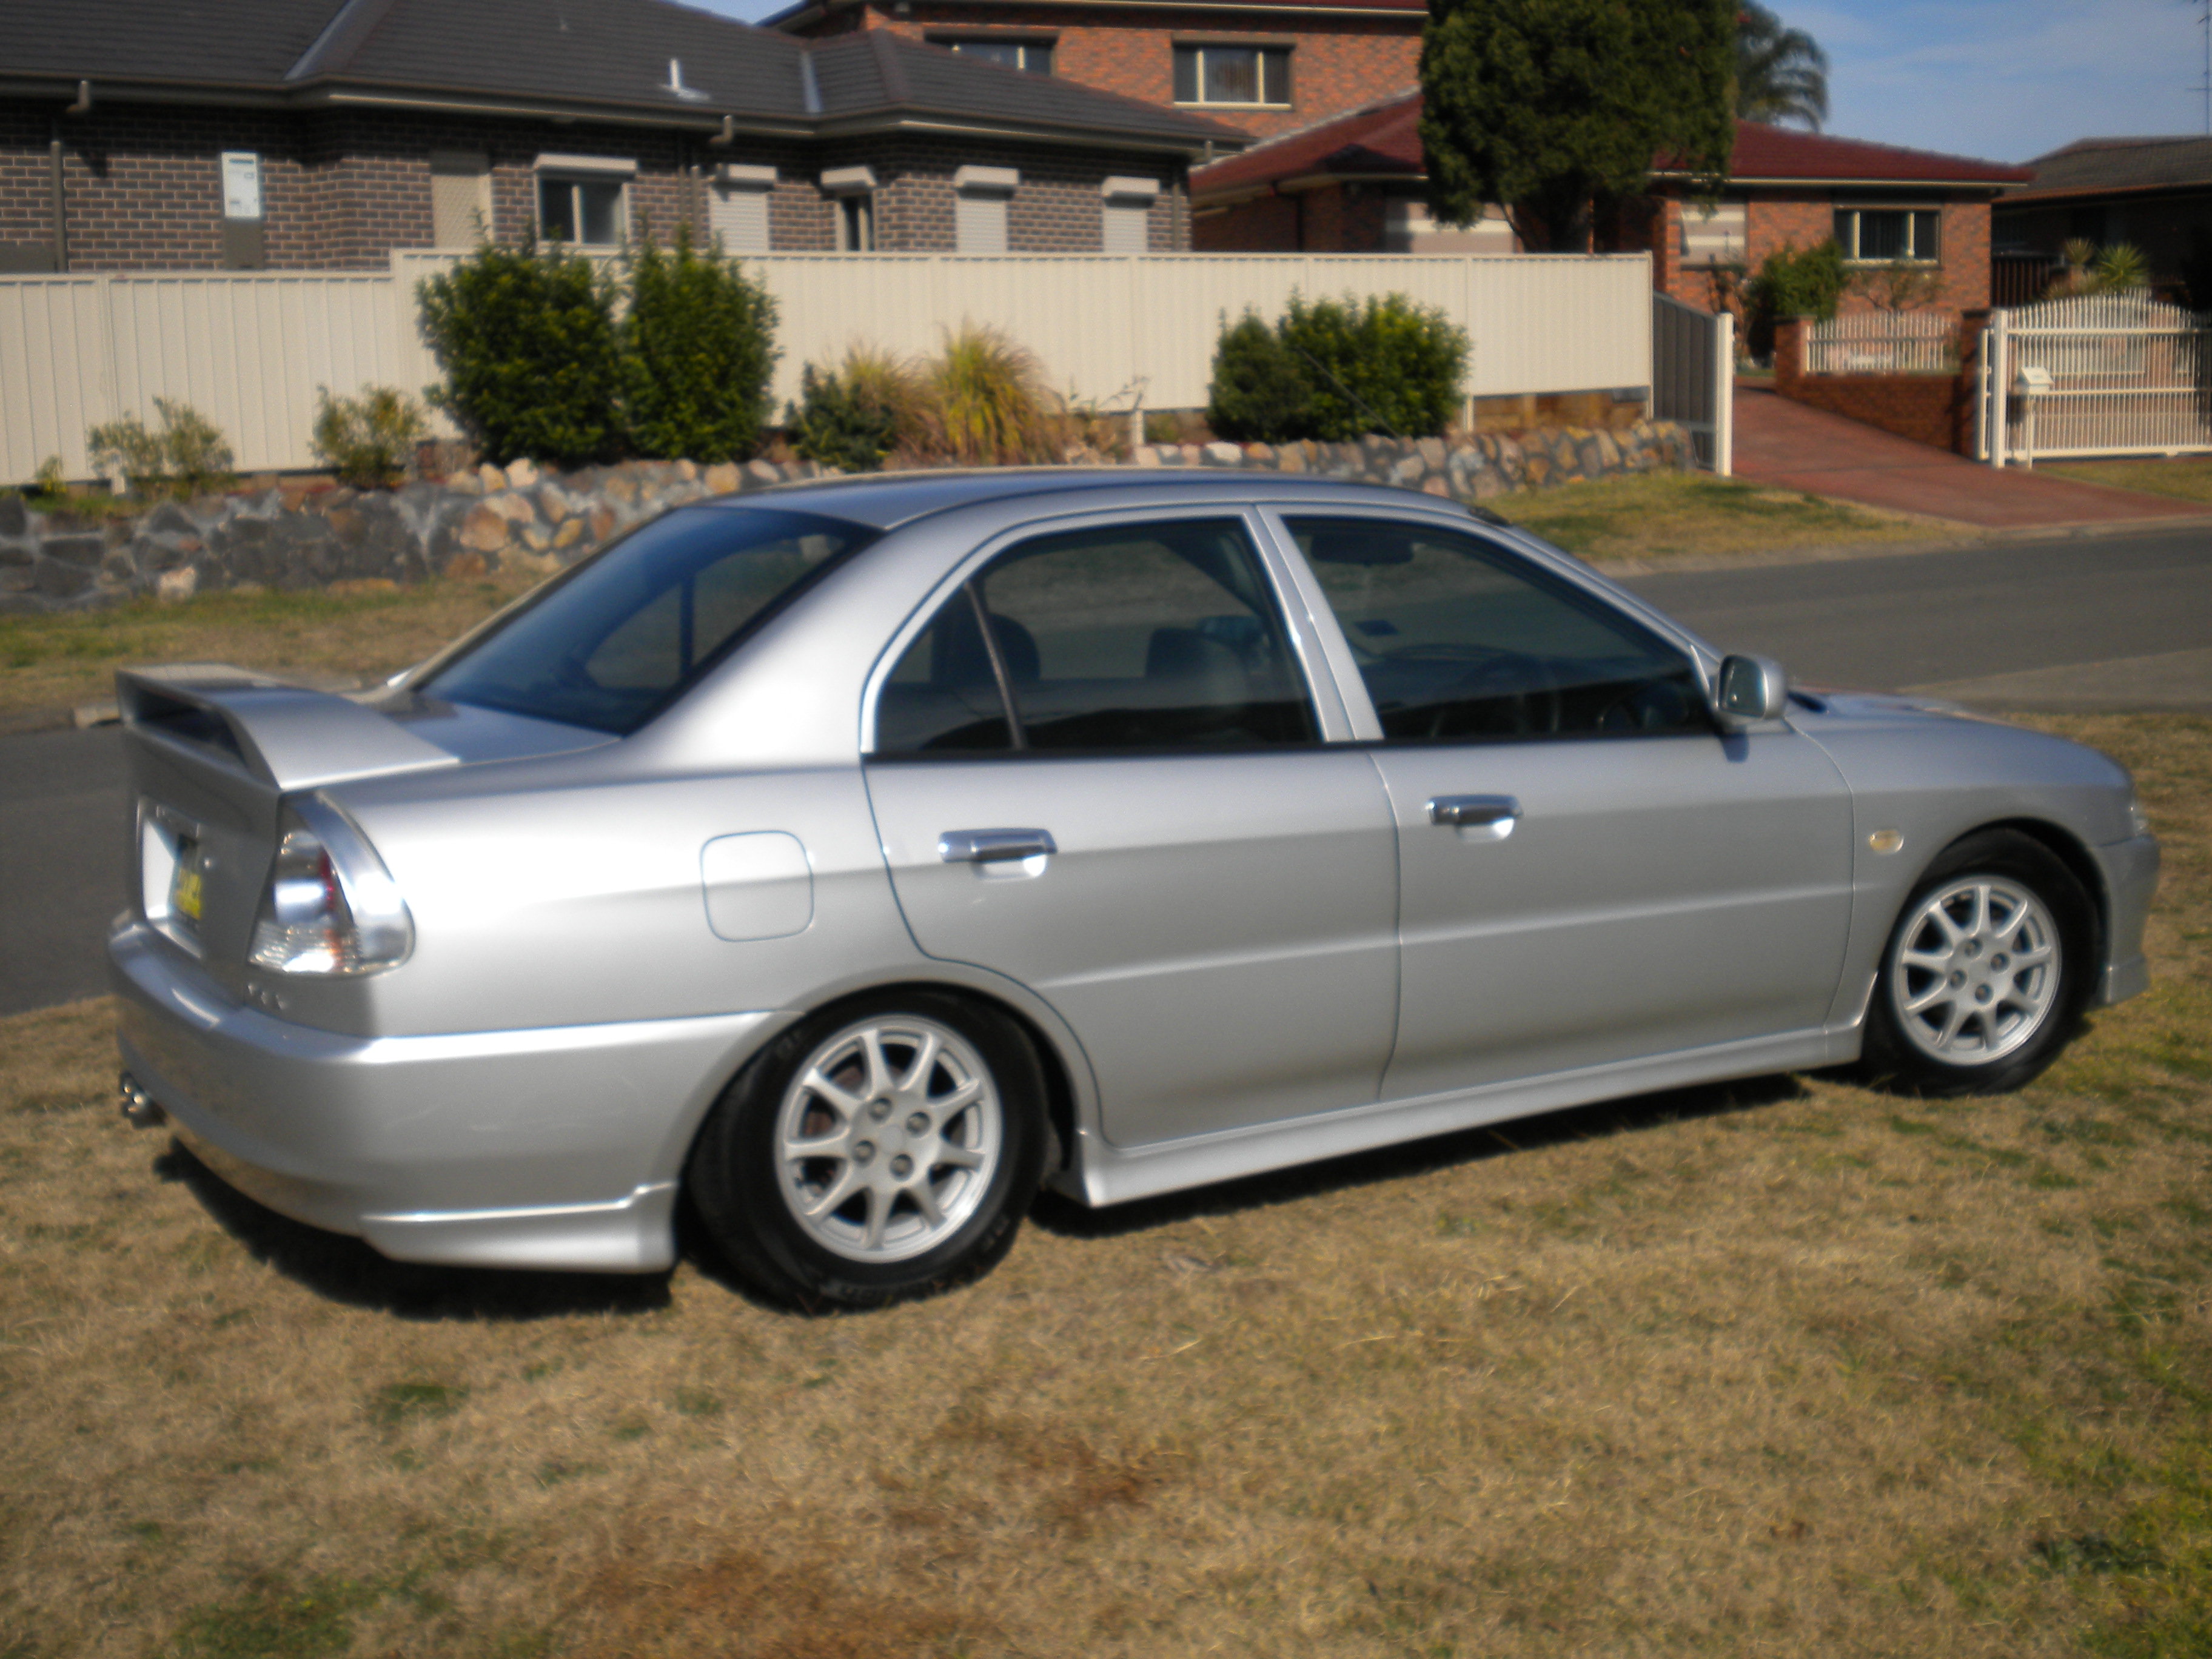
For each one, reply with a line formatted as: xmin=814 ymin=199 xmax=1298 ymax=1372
xmin=1736 ymin=2 xmax=1829 ymax=130
xmin=1420 ymin=0 xmax=1735 ymax=252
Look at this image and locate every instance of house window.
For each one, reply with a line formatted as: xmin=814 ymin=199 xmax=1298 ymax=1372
xmin=939 ymin=37 xmax=1053 ymax=73
xmin=822 ymin=166 xmax=876 ymax=252
xmin=431 ymin=151 xmax=492 ymax=247
xmin=954 ymin=166 xmax=1018 ymax=254
xmin=534 ymin=155 xmax=635 ymax=246
xmin=711 ymin=164 xmax=776 ymax=253
xmin=1101 ymin=176 xmax=1159 ymax=253
xmin=1172 ymin=44 xmax=1291 ymax=107
xmin=1834 ymin=207 xmax=1940 ymax=264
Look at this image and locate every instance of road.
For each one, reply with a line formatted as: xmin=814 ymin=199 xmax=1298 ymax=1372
xmin=4 ymin=523 xmax=2208 ymax=1018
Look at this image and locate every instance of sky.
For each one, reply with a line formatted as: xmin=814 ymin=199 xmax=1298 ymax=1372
xmin=686 ymin=0 xmax=2206 ymax=166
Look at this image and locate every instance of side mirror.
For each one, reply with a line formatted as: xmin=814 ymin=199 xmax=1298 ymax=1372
xmin=1715 ymin=654 xmax=1788 ymax=728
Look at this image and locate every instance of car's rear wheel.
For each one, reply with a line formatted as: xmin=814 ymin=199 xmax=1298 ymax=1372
xmin=1860 ymin=829 xmax=2094 ymax=1097
xmin=685 ymin=991 xmax=1046 ymax=1308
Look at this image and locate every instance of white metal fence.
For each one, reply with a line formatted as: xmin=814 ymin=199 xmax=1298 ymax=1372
xmin=1 ymin=252 xmax=1657 ymax=483
xmin=1805 ymin=309 xmax=1959 ymax=375
xmin=1979 ymin=293 xmax=2212 ymax=465
xmin=1650 ymin=293 xmax=1733 ymax=475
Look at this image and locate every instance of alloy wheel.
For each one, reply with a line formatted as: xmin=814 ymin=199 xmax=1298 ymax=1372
xmin=1890 ymin=877 xmax=2062 ymax=1067
xmin=773 ymin=1014 xmax=1002 ymax=1263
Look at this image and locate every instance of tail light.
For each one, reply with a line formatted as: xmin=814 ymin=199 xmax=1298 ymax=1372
xmin=248 ymin=795 xmax=414 ymax=976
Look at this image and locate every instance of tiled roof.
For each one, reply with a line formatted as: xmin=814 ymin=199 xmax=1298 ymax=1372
xmin=1709 ymin=122 xmax=2033 ymax=185
xmin=1193 ymin=103 xmax=2033 ymax=197
xmin=1187 ymin=89 xmax=1422 ymax=195
xmin=2005 ymin=135 xmax=2212 ymax=201
xmin=0 ymin=0 xmax=1242 ymax=149
xmin=762 ymin=0 xmax=1423 ymax=28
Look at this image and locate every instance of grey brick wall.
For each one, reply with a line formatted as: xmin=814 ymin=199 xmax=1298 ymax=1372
xmin=0 ymin=101 xmax=1191 ymax=268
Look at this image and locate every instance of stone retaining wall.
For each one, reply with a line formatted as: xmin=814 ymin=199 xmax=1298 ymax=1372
xmin=0 ymin=421 xmax=1697 ymax=614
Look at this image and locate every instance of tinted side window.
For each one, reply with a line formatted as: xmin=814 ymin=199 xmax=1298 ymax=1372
xmin=872 ymin=518 xmax=1317 ymax=756
xmin=875 ymin=591 xmax=1017 ymax=754
xmin=978 ymin=518 xmax=1316 ymax=751
xmin=1284 ymin=517 xmax=1706 ymax=742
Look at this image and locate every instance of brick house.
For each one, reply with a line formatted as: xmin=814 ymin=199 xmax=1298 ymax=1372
xmin=1994 ymin=136 xmax=2212 ymax=303
xmin=1189 ymin=92 xmax=2030 ymax=317
xmin=766 ymin=0 xmax=1424 ymax=142
xmin=0 ymin=0 xmax=1241 ymax=272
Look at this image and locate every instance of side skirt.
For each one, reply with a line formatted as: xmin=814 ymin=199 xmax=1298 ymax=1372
xmin=1058 ymin=1025 xmax=1859 ymax=1208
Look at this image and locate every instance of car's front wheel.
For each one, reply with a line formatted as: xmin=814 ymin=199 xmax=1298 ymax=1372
xmin=1861 ymin=829 xmax=2095 ymax=1096
xmin=685 ymin=991 xmax=1047 ymax=1308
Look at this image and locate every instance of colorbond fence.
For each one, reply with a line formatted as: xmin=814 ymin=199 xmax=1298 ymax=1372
xmin=2 ymin=251 xmax=1656 ymax=483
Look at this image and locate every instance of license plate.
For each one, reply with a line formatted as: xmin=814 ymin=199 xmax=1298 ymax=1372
xmin=170 ymin=843 xmax=204 ymax=924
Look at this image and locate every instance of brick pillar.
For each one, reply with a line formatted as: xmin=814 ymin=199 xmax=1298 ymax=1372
xmin=1773 ymin=315 xmax=1809 ymax=398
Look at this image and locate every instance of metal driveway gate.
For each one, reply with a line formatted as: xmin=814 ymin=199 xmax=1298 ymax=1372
xmin=1980 ymin=293 xmax=2212 ymax=466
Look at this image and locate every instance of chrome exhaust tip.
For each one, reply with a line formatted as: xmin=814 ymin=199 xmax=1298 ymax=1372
xmin=118 ymin=1071 xmax=164 ymax=1129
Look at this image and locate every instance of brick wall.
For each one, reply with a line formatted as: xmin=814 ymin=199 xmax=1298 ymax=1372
xmin=809 ymin=1 xmax=1421 ymax=139
xmin=1652 ymin=187 xmax=1996 ymax=315
xmin=1772 ymin=314 xmax=1977 ymax=453
xmin=0 ymin=102 xmax=1188 ymax=268
xmin=1190 ymin=180 xmax=1387 ymax=252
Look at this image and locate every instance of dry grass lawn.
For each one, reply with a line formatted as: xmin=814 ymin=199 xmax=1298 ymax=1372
xmin=2046 ymin=457 xmax=2212 ymax=508
xmin=1 ymin=718 xmax=2207 ymax=1659
xmin=0 ymin=574 xmax=540 ymax=730
xmin=1503 ymin=472 xmax=1965 ymax=566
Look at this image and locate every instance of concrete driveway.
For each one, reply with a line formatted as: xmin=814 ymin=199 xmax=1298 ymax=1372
xmin=1733 ymin=385 xmax=2212 ymax=529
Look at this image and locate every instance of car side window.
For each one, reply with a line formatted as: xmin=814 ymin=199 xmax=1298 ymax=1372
xmin=1283 ymin=515 xmax=1707 ymax=742
xmin=873 ymin=518 xmax=1318 ymax=755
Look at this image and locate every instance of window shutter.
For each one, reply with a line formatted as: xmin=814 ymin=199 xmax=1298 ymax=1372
xmin=710 ymin=179 xmax=773 ymax=253
xmin=956 ymin=192 xmax=1008 ymax=253
xmin=431 ymin=152 xmax=492 ymax=247
xmin=1103 ymin=200 xmax=1148 ymax=254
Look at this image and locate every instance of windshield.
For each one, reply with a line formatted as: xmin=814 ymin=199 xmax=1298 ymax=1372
xmin=423 ymin=506 xmax=877 ymax=734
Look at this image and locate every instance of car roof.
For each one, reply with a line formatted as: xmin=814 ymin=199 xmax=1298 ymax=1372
xmin=711 ymin=467 xmax=1485 ymax=532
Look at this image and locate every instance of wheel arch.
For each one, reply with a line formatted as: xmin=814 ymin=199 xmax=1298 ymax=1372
xmin=1957 ymin=816 xmax=2109 ymax=971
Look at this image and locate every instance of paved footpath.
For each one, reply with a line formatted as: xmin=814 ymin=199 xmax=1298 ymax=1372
xmin=1732 ymin=386 xmax=2212 ymax=529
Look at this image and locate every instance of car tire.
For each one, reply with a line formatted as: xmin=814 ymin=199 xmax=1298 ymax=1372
xmin=1859 ymin=828 xmax=2096 ymax=1098
xmin=685 ymin=990 xmax=1047 ymax=1309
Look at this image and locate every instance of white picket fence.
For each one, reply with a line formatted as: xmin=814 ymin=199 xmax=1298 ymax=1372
xmin=1980 ymin=293 xmax=2212 ymax=465
xmin=1805 ymin=309 xmax=1959 ymax=375
xmin=1651 ymin=293 xmax=1733 ymax=475
xmin=1 ymin=251 xmax=1660 ymax=483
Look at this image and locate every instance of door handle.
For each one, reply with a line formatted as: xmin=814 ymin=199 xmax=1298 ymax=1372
xmin=939 ymin=828 xmax=1058 ymax=864
xmin=1428 ymin=795 xmax=1521 ymax=833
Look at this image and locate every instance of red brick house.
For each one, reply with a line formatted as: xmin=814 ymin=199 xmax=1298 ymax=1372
xmin=1188 ymin=90 xmax=2031 ymax=315
xmin=766 ymin=0 xmax=1425 ymax=142
xmin=0 ymin=0 xmax=1241 ymax=272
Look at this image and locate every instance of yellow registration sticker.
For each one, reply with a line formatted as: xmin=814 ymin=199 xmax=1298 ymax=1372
xmin=171 ymin=864 xmax=204 ymax=923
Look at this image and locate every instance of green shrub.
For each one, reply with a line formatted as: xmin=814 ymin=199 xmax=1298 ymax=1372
xmin=1743 ymin=240 xmax=1847 ymax=358
xmin=1207 ymin=310 xmax=1311 ymax=443
xmin=310 ymin=385 xmax=430 ymax=488
xmin=1283 ymin=292 xmax=1466 ymax=441
xmin=620 ymin=224 xmax=780 ymax=462
xmin=86 ymin=398 xmax=235 ymax=498
xmin=1207 ymin=293 xmax=1467 ymax=443
xmin=416 ymin=238 xmax=623 ymax=468
xmin=920 ymin=325 xmax=1057 ymax=465
xmin=787 ymin=347 xmax=918 ymax=473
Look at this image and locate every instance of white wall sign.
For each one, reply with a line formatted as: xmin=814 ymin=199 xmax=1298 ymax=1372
xmin=221 ymin=152 xmax=263 ymax=221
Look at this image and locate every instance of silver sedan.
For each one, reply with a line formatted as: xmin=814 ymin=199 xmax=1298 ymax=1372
xmin=108 ymin=471 xmax=2159 ymax=1305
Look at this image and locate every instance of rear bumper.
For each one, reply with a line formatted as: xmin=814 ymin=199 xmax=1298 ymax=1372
xmin=2093 ymin=833 xmax=2160 ymax=1008
xmin=109 ymin=920 xmax=775 ymax=1272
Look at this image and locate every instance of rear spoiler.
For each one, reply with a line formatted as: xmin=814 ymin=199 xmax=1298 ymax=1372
xmin=116 ymin=665 xmax=460 ymax=792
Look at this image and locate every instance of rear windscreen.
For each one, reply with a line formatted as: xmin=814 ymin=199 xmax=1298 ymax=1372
xmin=422 ymin=506 xmax=877 ymax=734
